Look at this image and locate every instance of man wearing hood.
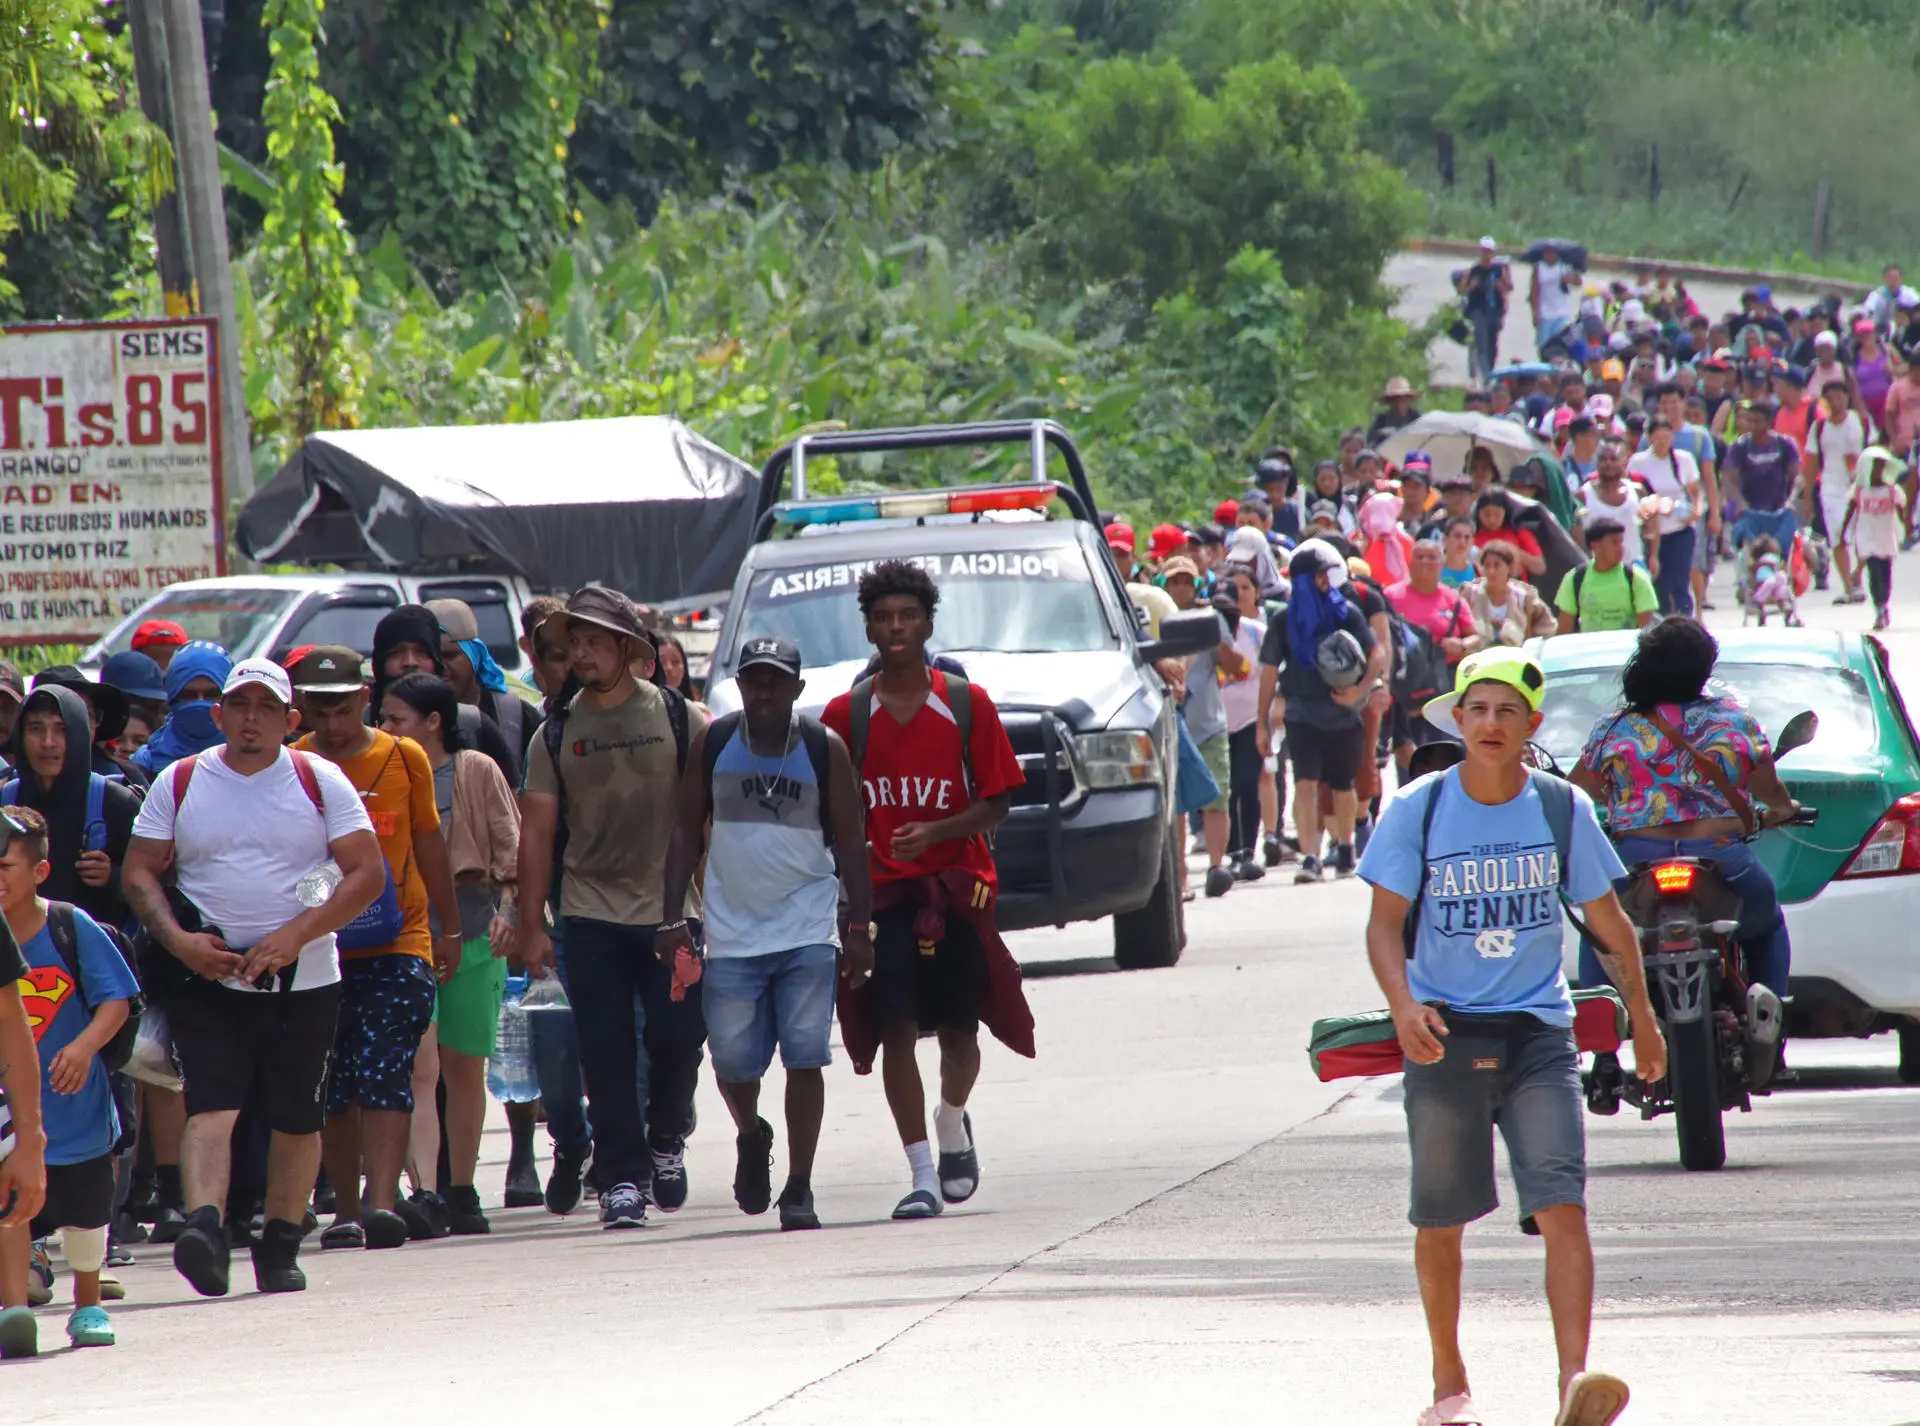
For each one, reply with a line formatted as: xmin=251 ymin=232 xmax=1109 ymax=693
xmin=31 ymin=668 xmax=147 ymax=790
xmin=4 ymin=685 xmax=142 ymax=934
xmin=372 ymin=606 xmax=519 ymax=790
xmin=130 ymin=643 xmax=233 ymax=778
xmin=426 ymin=599 xmax=534 ymax=764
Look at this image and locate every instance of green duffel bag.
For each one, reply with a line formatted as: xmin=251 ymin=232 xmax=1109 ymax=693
xmin=1307 ymin=988 xmax=1628 ymax=1083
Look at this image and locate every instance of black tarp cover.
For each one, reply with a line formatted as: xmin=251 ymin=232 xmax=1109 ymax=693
xmin=236 ymin=416 xmax=759 ymax=602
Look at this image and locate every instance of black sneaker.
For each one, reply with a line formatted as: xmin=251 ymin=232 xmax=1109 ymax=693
xmin=251 ymin=1218 xmax=307 ymax=1293
xmin=601 ymin=1182 xmax=647 ymax=1229
xmin=113 ymin=1210 xmax=148 ymax=1246
xmin=734 ymin=1117 xmax=775 ymax=1216
xmin=1204 ymin=864 xmax=1234 ymax=898
xmin=1262 ymin=832 xmax=1291 ymax=867
xmin=396 ymin=1190 xmax=451 ymax=1241
xmin=363 ymin=1208 xmax=409 ymax=1250
xmin=777 ymin=1181 xmax=820 ymax=1231
xmin=649 ymin=1134 xmax=688 ymax=1214
xmin=503 ymin=1159 xmax=544 ymax=1210
xmin=444 ymin=1185 xmax=490 ymax=1235
xmin=173 ymin=1209 xmax=231 ymax=1297
xmin=1332 ymin=843 xmax=1357 ymax=878
xmin=1294 ymin=855 xmax=1323 ymax=884
xmin=149 ymin=1205 xmax=186 ymax=1244
xmin=1585 ymin=1051 xmax=1623 ymax=1116
xmin=545 ymin=1142 xmax=592 ymax=1216
xmin=938 ymin=1113 xmax=980 ymax=1204
xmin=1231 ymin=855 xmax=1266 ymax=883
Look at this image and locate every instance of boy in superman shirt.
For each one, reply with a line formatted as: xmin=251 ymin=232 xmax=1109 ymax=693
xmin=0 ymin=807 xmax=135 ymax=1356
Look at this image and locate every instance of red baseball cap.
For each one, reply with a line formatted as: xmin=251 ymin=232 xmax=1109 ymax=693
xmin=1148 ymin=522 xmax=1187 ymax=562
xmin=131 ymin=618 xmax=188 ymax=653
xmin=1104 ymin=522 xmax=1135 ymax=552
xmin=1213 ymin=498 xmax=1240 ymax=526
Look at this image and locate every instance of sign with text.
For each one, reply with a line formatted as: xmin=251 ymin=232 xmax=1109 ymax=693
xmin=0 ymin=319 xmax=225 ymax=645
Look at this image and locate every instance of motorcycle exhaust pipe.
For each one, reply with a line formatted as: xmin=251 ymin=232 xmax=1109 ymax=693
xmin=1747 ymin=984 xmax=1785 ymax=1090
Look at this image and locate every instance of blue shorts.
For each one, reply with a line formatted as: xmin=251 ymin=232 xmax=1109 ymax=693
xmin=1402 ymin=1009 xmax=1585 ymax=1229
xmin=326 ymin=953 xmax=437 ymax=1115
xmin=702 ymin=943 xmax=837 ymax=1083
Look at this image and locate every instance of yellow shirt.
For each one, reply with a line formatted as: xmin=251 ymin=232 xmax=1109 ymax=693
xmin=297 ymin=730 xmax=438 ymax=961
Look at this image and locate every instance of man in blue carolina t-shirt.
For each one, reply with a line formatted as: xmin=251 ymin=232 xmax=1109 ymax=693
xmin=0 ymin=806 xmax=135 ymax=1355
xmin=1358 ymin=649 xmax=1663 ymax=1426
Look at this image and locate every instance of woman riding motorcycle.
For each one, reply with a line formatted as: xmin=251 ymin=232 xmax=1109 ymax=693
xmin=1569 ymin=618 xmax=1802 ymax=1090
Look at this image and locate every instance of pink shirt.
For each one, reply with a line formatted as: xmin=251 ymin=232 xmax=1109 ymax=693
xmin=1385 ymin=580 xmax=1468 ymax=648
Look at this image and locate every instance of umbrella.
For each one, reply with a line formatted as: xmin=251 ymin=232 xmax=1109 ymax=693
xmin=1521 ymin=238 xmax=1588 ymax=270
xmin=1491 ymin=362 xmax=1555 ymax=381
xmin=1376 ymin=411 xmax=1546 ymax=478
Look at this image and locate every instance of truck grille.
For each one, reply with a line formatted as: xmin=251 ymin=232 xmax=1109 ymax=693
xmin=999 ymin=710 xmax=1084 ymax=811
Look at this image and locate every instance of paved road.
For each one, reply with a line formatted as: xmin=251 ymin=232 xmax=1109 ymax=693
xmin=18 ymin=556 xmax=1920 ymax=1424
xmin=1385 ymin=250 xmax=1843 ymax=388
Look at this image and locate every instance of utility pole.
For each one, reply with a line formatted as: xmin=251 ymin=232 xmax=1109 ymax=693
xmin=126 ymin=0 xmax=196 ymax=316
xmin=147 ymin=0 xmax=251 ymax=500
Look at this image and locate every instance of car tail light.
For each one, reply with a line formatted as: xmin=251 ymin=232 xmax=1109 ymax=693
xmin=1652 ymin=862 xmax=1696 ymax=894
xmin=1839 ymin=793 xmax=1920 ymax=878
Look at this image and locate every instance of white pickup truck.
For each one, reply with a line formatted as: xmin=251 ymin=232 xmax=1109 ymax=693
xmin=77 ymin=573 xmax=538 ymax=683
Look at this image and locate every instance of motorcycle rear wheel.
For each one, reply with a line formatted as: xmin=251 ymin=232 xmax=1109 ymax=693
xmin=1668 ymin=1011 xmax=1726 ymax=1171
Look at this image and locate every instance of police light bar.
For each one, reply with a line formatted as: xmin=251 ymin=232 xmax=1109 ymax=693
xmin=771 ymin=484 xmax=1055 ymax=527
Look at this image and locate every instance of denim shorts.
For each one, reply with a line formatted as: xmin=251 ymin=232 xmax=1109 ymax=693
xmin=702 ymin=942 xmax=837 ymax=1083
xmin=1402 ymin=1009 xmax=1585 ymax=1229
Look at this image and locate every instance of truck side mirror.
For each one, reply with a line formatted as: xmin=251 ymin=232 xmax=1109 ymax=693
xmin=1138 ymin=609 xmax=1220 ymax=662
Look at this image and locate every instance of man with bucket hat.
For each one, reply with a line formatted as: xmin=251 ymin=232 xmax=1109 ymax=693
xmin=517 ymin=585 xmax=708 ymax=1229
xmin=1369 ymin=376 xmax=1425 ymax=447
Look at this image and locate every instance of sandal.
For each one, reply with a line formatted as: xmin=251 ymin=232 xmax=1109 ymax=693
xmin=1416 ymin=1393 xmax=1483 ymax=1426
xmin=320 ymin=1219 xmax=366 ymax=1250
xmin=1556 ymin=1371 xmax=1630 ymax=1426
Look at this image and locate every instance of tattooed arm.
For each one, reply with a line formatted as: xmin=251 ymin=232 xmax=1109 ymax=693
xmin=123 ymin=835 xmax=243 ymax=981
xmin=1577 ymin=889 xmax=1668 ymax=1084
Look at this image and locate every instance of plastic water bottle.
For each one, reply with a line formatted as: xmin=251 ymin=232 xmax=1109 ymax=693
xmin=487 ymin=976 xmax=539 ymax=1103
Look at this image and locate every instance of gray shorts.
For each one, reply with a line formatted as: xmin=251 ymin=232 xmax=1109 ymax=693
xmin=1402 ymin=1009 xmax=1585 ymax=1229
xmin=1693 ymin=525 xmax=1718 ymax=574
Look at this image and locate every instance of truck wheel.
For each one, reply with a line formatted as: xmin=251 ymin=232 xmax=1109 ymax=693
xmin=1113 ymin=827 xmax=1184 ymax=970
xmin=1900 ymin=1024 xmax=1920 ymax=1085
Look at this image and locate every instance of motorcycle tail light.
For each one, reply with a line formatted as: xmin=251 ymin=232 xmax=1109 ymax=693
xmin=1839 ymin=792 xmax=1920 ymax=878
xmin=1652 ymin=862 xmax=1697 ymax=894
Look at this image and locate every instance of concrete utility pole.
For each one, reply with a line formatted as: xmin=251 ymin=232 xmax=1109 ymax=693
xmin=126 ymin=0 xmax=196 ymax=315
xmin=138 ymin=0 xmax=251 ymax=499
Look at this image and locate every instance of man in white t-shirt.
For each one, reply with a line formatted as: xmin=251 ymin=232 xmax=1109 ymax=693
xmin=1530 ymin=246 xmax=1578 ymax=355
xmin=1623 ymin=422 xmax=1702 ymax=615
xmin=1576 ymin=451 xmax=1658 ymax=567
xmin=1805 ymin=378 xmax=1868 ymax=602
xmin=123 ymin=659 xmax=386 ymax=1300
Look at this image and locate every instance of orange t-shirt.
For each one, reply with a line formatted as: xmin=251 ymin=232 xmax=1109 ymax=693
xmin=297 ymin=730 xmax=438 ymax=961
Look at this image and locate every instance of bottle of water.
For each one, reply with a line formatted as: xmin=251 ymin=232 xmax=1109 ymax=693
xmin=487 ymin=976 xmax=539 ymax=1103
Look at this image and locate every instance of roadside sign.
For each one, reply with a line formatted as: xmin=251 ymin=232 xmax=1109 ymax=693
xmin=0 ymin=318 xmax=225 ymax=646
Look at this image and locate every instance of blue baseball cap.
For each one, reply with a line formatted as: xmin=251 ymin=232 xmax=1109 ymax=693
xmin=100 ymin=650 xmax=166 ymax=702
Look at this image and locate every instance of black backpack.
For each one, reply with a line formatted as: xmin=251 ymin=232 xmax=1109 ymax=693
xmin=45 ymin=900 xmax=144 ymax=1072
xmin=699 ymin=713 xmax=834 ymax=842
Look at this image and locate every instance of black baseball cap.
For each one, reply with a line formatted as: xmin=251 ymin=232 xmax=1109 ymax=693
xmin=736 ymin=636 xmax=802 ymax=678
xmin=291 ymin=645 xmax=367 ymax=695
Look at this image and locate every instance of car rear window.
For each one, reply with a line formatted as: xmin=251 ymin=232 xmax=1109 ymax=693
xmin=1537 ymin=661 xmax=1879 ymax=763
xmin=726 ymin=545 xmax=1116 ymax=670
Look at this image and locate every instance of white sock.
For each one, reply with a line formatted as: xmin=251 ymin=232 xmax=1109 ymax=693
xmin=933 ymin=1101 xmax=970 ymax=1154
xmin=904 ymin=1140 xmax=938 ymax=1196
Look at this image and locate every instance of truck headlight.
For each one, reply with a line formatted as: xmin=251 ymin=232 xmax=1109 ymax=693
xmin=1075 ymin=730 xmax=1158 ymax=789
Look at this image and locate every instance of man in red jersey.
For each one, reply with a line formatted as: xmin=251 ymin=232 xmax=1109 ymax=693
xmin=822 ymin=560 xmax=1028 ymax=1220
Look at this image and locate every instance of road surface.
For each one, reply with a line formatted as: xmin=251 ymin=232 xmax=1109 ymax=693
xmin=17 ymin=559 xmax=1920 ymax=1425
xmin=1385 ymin=249 xmax=1844 ymax=388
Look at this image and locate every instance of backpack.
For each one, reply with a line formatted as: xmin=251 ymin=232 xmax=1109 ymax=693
xmin=699 ymin=712 xmax=834 ymax=843
xmin=845 ymin=670 xmax=975 ymax=796
xmin=1399 ymin=768 xmax=1596 ymax=958
xmin=2 ymin=772 xmax=114 ymax=852
xmin=44 ymin=900 xmax=144 ymax=1073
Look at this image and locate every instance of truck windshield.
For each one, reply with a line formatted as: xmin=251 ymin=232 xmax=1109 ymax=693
xmin=81 ymin=588 xmax=298 ymax=664
xmin=729 ymin=545 xmax=1115 ymax=669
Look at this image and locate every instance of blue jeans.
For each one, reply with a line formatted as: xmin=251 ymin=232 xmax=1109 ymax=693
xmin=563 ymin=917 xmax=708 ymax=1188
xmin=527 ymin=932 xmax=592 ymax=1156
xmin=1470 ymin=309 xmax=1501 ymax=381
xmin=1733 ymin=506 xmax=1797 ymax=553
xmin=702 ymin=943 xmax=837 ymax=1083
xmin=1654 ymin=527 xmax=1696 ymax=617
xmin=1583 ymin=835 xmax=1790 ymax=995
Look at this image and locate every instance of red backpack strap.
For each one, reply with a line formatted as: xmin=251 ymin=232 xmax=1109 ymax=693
xmin=170 ymin=754 xmax=199 ymax=808
xmin=287 ymin=750 xmax=326 ymax=818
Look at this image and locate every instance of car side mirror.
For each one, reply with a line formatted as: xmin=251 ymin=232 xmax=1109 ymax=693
xmin=1138 ymin=608 xmax=1222 ymax=662
xmin=1774 ymin=709 xmax=1818 ymax=758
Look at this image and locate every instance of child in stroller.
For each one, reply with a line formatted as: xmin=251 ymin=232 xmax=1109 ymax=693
xmin=1737 ymin=534 xmax=1802 ymax=626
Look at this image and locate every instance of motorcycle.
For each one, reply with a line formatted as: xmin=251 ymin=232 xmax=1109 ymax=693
xmin=1590 ymin=709 xmax=1820 ymax=1171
